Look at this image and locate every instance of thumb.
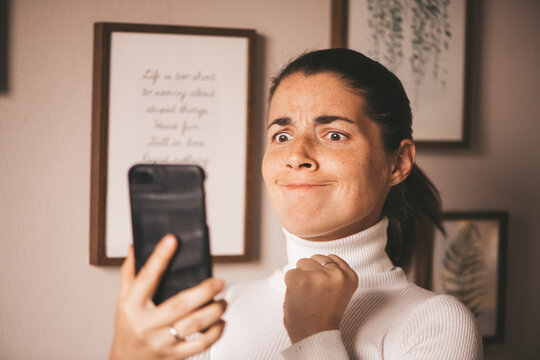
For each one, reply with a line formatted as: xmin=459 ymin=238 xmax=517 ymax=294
xmin=118 ymin=245 xmax=136 ymax=301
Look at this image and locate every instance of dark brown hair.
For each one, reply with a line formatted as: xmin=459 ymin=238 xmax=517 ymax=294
xmin=270 ymin=48 xmax=443 ymax=268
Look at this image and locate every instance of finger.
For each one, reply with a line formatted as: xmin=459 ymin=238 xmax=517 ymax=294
xmin=153 ymin=278 xmax=225 ymax=326
xmin=284 ymin=268 xmax=300 ymax=286
xmin=328 ymin=254 xmax=359 ymax=283
xmin=170 ymin=320 xmax=225 ymax=358
xmin=327 ymin=254 xmax=352 ymax=270
xmin=171 ymin=300 xmax=227 ymax=340
xmin=130 ymin=234 xmax=178 ymax=304
xmin=118 ymin=245 xmax=135 ymax=301
xmin=295 ymin=257 xmax=321 ymax=271
xmin=310 ymin=254 xmax=340 ymax=270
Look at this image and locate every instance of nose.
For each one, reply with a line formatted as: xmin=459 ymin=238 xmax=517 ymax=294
xmin=286 ymin=136 xmax=318 ymax=170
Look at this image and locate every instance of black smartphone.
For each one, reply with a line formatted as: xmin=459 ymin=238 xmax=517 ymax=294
xmin=128 ymin=164 xmax=212 ymax=305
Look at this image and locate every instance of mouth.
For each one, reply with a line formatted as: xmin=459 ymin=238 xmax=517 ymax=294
xmin=278 ymin=182 xmax=333 ymax=190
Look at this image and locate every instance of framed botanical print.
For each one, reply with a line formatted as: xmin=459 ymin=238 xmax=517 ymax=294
xmin=332 ymin=0 xmax=470 ymax=146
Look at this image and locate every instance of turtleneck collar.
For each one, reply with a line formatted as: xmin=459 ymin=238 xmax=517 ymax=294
xmin=276 ymin=217 xmax=407 ymax=289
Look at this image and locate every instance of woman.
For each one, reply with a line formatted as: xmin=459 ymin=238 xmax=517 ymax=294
xmin=110 ymin=49 xmax=482 ymax=359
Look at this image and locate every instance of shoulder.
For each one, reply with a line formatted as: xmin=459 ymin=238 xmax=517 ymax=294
xmin=389 ymin=293 xmax=483 ymax=359
xmin=404 ymin=294 xmax=479 ymax=336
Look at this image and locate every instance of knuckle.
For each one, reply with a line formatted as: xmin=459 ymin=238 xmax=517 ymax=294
xmin=328 ymin=271 xmax=346 ymax=288
xmin=295 ymin=258 xmax=309 ymax=269
xmin=147 ymin=339 xmax=164 ymax=355
xmin=284 ymin=270 xmax=297 ymax=284
xmin=132 ymin=324 xmax=148 ymax=341
xmin=120 ymin=303 xmax=139 ymax=324
xmin=116 ymin=300 xmax=130 ymax=315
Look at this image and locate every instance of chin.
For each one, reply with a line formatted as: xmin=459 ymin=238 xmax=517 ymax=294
xmin=280 ymin=214 xmax=342 ymax=240
xmin=279 ymin=209 xmax=380 ymax=241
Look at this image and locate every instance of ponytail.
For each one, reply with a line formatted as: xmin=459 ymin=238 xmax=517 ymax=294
xmin=383 ymin=165 xmax=444 ymax=268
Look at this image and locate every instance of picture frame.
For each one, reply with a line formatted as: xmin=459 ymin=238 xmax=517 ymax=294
xmin=331 ymin=0 xmax=471 ymax=147
xmin=0 ymin=0 xmax=8 ymax=93
xmin=430 ymin=211 xmax=508 ymax=344
xmin=90 ymin=22 xmax=256 ymax=265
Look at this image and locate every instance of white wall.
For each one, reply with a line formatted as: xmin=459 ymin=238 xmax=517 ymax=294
xmin=417 ymin=1 xmax=540 ymax=358
xmin=0 ymin=0 xmax=538 ymax=359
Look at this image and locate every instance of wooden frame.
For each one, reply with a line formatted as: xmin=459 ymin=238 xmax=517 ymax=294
xmin=90 ymin=22 xmax=256 ymax=265
xmin=331 ymin=0 xmax=471 ymax=147
xmin=429 ymin=211 xmax=508 ymax=344
xmin=0 ymin=0 xmax=8 ymax=92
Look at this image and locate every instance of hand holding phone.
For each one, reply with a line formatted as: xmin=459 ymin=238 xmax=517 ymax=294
xmin=109 ymin=238 xmax=226 ymax=360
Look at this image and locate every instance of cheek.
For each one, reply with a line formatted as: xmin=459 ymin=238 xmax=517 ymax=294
xmin=339 ymin=155 xmax=389 ymax=202
xmin=262 ymin=148 xmax=279 ymax=190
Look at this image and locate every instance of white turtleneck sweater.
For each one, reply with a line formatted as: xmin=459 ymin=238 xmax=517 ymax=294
xmin=194 ymin=218 xmax=482 ymax=359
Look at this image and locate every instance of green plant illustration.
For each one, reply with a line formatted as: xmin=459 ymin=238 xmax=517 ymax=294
xmin=440 ymin=222 xmax=487 ymax=317
xmin=366 ymin=0 xmax=452 ymax=88
xmin=367 ymin=0 xmax=405 ymax=70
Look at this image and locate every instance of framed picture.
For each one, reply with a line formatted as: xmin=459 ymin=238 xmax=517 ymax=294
xmin=331 ymin=0 xmax=470 ymax=146
xmin=431 ymin=211 xmax=508 ymax=343
xmin=90 ymin=22 xmax=256 ymax=265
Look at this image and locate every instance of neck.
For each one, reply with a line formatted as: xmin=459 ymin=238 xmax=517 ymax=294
xmin=283 ymin=218 xmax=406 ymax=288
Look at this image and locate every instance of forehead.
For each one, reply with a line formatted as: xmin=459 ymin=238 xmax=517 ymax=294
xmin=269 ymin=72 xmax=365 ymax=118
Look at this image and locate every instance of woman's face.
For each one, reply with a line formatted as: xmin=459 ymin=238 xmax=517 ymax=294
xmin=262 ymin=72 xmax=395 ymax=241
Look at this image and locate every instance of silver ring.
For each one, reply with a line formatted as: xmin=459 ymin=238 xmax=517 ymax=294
xmin=168 ymin=326 xmax=183 ymax=341
xmin=319 ymin=258 xmax=337 ymax=267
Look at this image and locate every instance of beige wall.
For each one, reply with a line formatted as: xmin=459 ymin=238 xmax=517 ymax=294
xmin=0 ymin=0 xmax=538 ymax=359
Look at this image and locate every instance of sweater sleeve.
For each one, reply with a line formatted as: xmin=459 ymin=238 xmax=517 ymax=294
xmin=395 ymin=295 xmax=483 ymax=360
xmin=186 ymin=350 xmax=210 ymax=360
xmin=281 ymin=330 xmax=349 ymax=360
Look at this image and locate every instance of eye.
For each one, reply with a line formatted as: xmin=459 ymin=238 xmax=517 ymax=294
xmin=273 ymin=132 xmax=292 ymax=143
xmin=325 ymin=131 xmax=347 ymax=142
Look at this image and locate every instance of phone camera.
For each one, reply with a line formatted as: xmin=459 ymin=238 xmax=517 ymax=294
xmin=132 ymin=169 xmax=154 ymax=184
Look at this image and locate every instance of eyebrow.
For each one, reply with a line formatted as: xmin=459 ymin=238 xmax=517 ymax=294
xmin=267 ymin=115 xmax=355 ymax=129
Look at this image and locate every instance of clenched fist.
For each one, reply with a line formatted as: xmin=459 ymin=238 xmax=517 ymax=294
xmin=283 ymin=254 xmax=358 ymax=343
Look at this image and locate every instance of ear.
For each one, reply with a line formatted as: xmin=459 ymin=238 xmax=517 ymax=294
xmin=390 ymin=139 xmax=415 ymax=185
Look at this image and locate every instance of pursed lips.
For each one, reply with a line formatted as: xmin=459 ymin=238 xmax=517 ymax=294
xmin=277 ymin=181 xmax=334 ymax=190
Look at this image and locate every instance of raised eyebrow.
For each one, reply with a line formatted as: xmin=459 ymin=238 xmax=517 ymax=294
xmin=266 ymin=115 xmax=354 ymax=129
xmin=314 ymin=115 xmax=355 ymax=124
xmin=267 ymin=117 xmax=291 ymax=129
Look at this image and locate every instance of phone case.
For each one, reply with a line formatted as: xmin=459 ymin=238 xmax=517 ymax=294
xmin=129 ymin=164 xmax=212 ymax=305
